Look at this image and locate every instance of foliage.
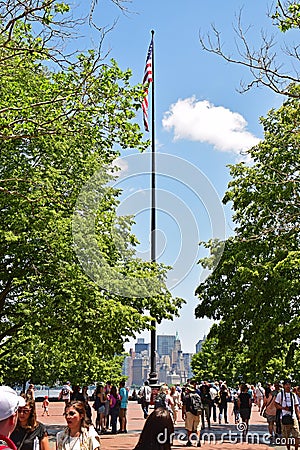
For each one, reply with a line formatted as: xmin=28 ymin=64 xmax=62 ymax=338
xmin=0 ymin=1 xmax=184 ymax=385
xmin=195 ymin=90 xmax=300 ymax=382
xmin=191 ymin=333 xmax=300 ymax=385
xmin=272 ymin=1 xmax=300 ymax=32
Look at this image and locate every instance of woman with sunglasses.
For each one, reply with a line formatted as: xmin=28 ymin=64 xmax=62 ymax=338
xmin=56 ymin=401 xmax=100 ymax=450
xmin=10 ymin=399 xmax=49 ymax=450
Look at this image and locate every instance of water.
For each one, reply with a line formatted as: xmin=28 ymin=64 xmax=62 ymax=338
xmin=18 ymin=385 xmax=137 ymax=400
xmin=21 ymin=386 xmax=96 ymax=400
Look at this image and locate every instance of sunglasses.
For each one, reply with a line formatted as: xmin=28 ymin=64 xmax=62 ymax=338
xmin=18 ymin=408 xmax=31 ymax=414
xmin=64 ymin=411 xmax=77 ymax=417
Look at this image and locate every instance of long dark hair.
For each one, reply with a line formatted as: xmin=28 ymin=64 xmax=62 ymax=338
xmin=110 ymin=385 xmax=118 ymax=399
xmin=17 ymin=399 xmax=38 ymax=432
xmin=265 ymin=387 xmax=272 ymax=398
xmin=64 ymin=401 xmax=90 ymax=428
xmin=134 ymin=407 xmax=174 ymax=450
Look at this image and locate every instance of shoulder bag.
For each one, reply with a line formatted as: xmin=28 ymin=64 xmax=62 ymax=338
xmin=281 ymin=392 xmax=294 ymax=425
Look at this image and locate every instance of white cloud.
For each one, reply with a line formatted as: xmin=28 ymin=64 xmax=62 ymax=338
xmin=112 ymin=157 xmax=129 ymax=174
xmin=162 ymin=96 xmax=260 ymax=154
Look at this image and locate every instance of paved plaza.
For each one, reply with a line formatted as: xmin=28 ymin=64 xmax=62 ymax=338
xmin=38 ymin=400 xmax=281 ymax=450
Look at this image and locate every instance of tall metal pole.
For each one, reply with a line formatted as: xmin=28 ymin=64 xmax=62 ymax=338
xmin=148 ymin=29 xmax=158 ymax=386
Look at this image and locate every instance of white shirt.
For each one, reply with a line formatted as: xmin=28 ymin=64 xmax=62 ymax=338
xmin=140 ymin=385 xmax=152 ymax=402
xmin=61 ymin=385 xmax=73 ymax=400
xmin=255 ymin=386 xmax=265 ymax=398
xmin=275 ymin=391 xmax=298 ymax=419
xmin=56 ymin=427 xmax=100 ymax=450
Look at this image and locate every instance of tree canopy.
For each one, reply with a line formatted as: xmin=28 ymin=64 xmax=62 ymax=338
xmin=195 ymin=2 xmax=300 ymax=383
xmin=0 ymin=0 xmax=184 ymax=386
xmin=195 ymin=90 xmax=300 ymax=383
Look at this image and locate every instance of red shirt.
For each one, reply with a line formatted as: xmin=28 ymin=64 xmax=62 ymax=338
xmin=0 ymin=434 xmax=17 ymax=450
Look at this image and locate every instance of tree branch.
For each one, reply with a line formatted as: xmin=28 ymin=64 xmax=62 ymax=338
xmin=199 ymin=9 xmax=300 ymax=98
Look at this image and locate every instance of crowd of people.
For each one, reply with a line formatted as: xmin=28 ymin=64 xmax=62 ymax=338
xmin=1 ymin=378 xmax=300 ymax=450
xmin=137 ymin=378 xmax=300 ymax=448
xmin=0 ymin=381 xmax=128 ymax=450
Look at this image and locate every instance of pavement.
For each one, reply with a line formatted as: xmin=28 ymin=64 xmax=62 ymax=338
xmin=36 ymin=400 xmax=284 ymax=449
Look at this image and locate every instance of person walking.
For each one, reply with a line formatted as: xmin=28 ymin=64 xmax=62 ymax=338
xmin=209 ymin=383 xmax=219 ymax=423
xmin=261 ymin=386 xmax=277 ymax=443
xmin=41 ymin=397 xmax=50 ymax=417
xmin=0 ymin=386 xmax=26 ymax=450
xmin=58 ymin=382 xmax=73 ymax=406
xmin=199 ymin=384 xmax=212 ymax=429
xmin=138 ymin=381 xmax=152 ymax=419
xmin=275 ymin=379 xmax=300 ymax=450
xmin=273 ymin=381 xmax=282 ymax=439
xmin=182 ymin=384 xmax=202 ymax=447
xmin=56 ymin=401 xmax=100 ymax=450
xmin=218 ymin=384 xmax=230 ymax=424
xmin=255 ymin=383 xmax=265 ymax=413
xmin=170 ymin=385 xmax=181 ymax=425
xmin=237 ymin=383 xmax=252 ymax=442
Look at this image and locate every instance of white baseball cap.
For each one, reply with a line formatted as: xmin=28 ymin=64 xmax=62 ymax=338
xmin=0 ymin=386 xmax=26 ymax=420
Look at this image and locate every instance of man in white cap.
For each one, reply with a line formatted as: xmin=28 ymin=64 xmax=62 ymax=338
xmin=58 ymin=381 xmax=73 ymax=406
xmin=0 ymin=386 xmax=26 ymax=450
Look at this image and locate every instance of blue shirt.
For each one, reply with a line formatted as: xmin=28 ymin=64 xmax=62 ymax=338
xmin=120 ymin=387 xmax=128 ymax=408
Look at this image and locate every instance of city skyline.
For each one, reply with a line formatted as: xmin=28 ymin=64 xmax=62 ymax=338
xmin=125 ymin=329 xmax=207 ymax=355
xmin=123 ymin=333 xmax=205 ymax=386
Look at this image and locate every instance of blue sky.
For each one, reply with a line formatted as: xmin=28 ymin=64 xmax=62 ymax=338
xmin=73 ymin=0 xmax=296 ymax=353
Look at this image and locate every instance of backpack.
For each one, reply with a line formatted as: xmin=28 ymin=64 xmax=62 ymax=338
xmin=189 ymin=393 xmax=203 ymax=416
xmin=154 ymin=393 xmax=167 ymax=409
xmin=61 ymin=388 xmax=69 ymax=396
xmin=214 ymin=392 xmax=220 ymax=404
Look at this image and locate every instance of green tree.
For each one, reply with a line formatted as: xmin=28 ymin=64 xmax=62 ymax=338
xmin=195 ymin=91 xmax=300 ymax=381
xmin=272 ymin=1 xmax=300 ymax=32
xmin=0 ymin=2 xmax=184 ymax=385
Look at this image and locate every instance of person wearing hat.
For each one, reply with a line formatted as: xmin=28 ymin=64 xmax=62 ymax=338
xmin=275 ymin=379 xmax=300 ymax=450
xmin=182 ymin=384 xmax=202 ymax=447
xmin=0 ymin=386 xmax=26 ymax=450
xmin=58 ymin=382 xmax=73 ymax=406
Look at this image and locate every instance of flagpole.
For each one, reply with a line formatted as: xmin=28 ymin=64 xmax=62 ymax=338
xmin=149 ymin=29 xmax=158 ymax=387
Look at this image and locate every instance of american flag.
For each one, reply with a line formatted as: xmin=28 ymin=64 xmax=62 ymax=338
xmin=142 ymin=38 xmax=153 ymax=132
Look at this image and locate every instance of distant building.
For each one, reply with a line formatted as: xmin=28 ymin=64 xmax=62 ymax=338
xmin=166 ymin=372 xmax=181 ymax=385
xmin=123 ymin=333 xmax=196 ymax=386
xmin=132 ymin=354 xmax=149 ymax=386
xmin=196 ymin=336 xmax=206 ymax=353
xmin=135 ymin=338 xmax=150 ymax=355
xmin=182 ymin=353 xmax=194 ymax=381
xmin=157 ymin=335 xmax=176 ymax=357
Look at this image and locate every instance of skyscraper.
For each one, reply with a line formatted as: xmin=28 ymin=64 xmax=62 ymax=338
xmin=157 ymin=335 xmax=176 ymax=357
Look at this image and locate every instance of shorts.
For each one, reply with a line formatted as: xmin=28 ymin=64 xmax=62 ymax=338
xmin=265 ymin=414 xmax=276 ymax=424
xmin=239 ymin=408 xmax=251 ymax=421
xmin=98 ymin=405 xmax=105 ymax=414
xmin=119 ymin=408 xmax=127 ymax=419
xmin=185 ymin=411 xmax=201 ymax=432
xmin=282 ymin=418 xmax=300 ymax=440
